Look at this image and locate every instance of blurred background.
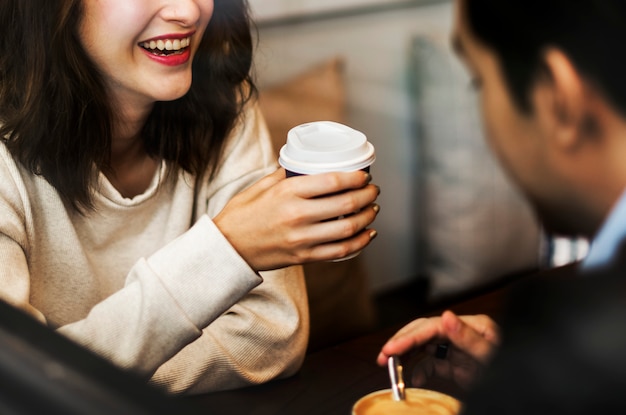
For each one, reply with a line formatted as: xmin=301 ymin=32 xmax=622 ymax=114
xmin=246 ymin=0 xmax=587 ymax=349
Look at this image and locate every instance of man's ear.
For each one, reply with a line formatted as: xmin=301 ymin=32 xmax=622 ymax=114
xmin=534 ymin=48 xmax=591 ymax=151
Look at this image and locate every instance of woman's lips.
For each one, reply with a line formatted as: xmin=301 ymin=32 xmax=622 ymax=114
xmin=139 ymin=36 xmax=192 ymax=66
xmin=141 ymin=47 xmax=191 ymax=66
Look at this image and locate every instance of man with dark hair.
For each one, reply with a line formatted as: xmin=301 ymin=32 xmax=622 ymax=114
xmin=378 ymin=0 xmax=626 ymax=411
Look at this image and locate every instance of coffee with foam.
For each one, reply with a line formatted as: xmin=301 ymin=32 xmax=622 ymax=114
xmin=352 ymin=388 xmax=461 ymax=415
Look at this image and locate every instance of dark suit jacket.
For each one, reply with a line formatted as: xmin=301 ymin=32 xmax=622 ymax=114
xmin=462 ymin=251 xmax=626 ymax=414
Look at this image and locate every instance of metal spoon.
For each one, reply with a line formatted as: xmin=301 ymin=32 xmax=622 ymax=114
xmin=387 ymin=355 xmax=406 ymax=401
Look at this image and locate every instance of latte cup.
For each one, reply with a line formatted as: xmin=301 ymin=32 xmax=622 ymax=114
xmin=278 ymin=121 xmax=376 ymax=261
xmin=352 ymin=388 xmax=461 ymax=415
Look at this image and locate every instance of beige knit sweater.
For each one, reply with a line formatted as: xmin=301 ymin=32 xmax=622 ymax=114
xmin=0 ymin=104 xmax=309 ymax=394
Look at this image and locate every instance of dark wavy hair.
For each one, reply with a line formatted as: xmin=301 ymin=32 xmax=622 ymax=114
xmin=0 ymin=0 xmax=256 ymax=211
xmin=465 ymin=0 xmax=626 ymax=116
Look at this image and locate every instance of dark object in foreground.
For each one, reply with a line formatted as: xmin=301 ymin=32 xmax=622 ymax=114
xmin=0 ymin=299 xmax=202 ymax=415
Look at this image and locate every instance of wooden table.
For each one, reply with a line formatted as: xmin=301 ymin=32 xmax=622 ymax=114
xmin=187 ymin=323 xmax=402 ymax=414
xmin=187 ymin=264 xmax=577 ymax=414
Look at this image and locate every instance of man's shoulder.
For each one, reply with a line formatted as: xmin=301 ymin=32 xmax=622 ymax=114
xmin=462 ymin=253 xmax=626 ymax=415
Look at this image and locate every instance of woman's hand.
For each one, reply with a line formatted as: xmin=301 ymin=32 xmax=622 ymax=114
xmin=377 ymin=311 xmax=500 ymax=390
xmin=213 ymin=168 xmax=380 ymax=271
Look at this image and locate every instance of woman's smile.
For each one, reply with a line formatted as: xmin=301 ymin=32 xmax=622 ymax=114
xmin=139 ymin=33 xmax=194 ymax=66
xmin=78 ymin=0 xmax=214 ymax=111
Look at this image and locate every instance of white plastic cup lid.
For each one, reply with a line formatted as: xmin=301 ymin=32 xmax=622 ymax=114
xmin=278 ymin=121 xmax=376 ymax=174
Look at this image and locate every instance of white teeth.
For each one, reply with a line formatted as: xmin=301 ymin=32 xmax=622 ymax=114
xmin=141 ymin=37 xmax=190 ymax=52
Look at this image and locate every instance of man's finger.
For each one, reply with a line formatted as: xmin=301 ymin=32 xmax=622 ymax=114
xmin=377 ymin=318 xmax=443 ymax=365
xmin=441 ymin=311 xmax=496 ymax=364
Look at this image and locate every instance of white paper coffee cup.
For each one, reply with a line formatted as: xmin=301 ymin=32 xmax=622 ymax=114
xmin=278 ymin=121 xmax=376 ymax=261
xmin=278 ymin=121 xmax=376 ymax=176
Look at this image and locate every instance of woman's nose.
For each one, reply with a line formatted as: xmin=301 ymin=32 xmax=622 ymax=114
xmin=159 ymin=0 xmax=202 ymax=27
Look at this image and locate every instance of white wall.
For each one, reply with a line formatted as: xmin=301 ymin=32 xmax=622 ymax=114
xmin=249 ymin=0 xmax=408 ymax=22
xmin=252 ymin=1 xmax=454 ymax=293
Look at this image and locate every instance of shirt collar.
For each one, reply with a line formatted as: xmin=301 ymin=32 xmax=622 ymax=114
xmin=582 ymin=188 xmax=626 ymax=270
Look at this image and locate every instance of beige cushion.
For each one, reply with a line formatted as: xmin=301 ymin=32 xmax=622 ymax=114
xmin=258 ymin=57 xmax=377 ymax=352
xmin=259 ymin=57 xmax=347 ymax=156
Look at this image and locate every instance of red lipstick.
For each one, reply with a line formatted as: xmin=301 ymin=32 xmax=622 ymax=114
xmin=142 ymin=48 xmax=191 ymax=66
xmin=139 ymin=31 xmax=195 ymax=67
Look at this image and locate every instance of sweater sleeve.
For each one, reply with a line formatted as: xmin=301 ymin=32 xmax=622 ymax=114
xmin=146 ymin=104 xmax=310 ymax=394
xmin=57 ymin=215 xmax=265 ymax=378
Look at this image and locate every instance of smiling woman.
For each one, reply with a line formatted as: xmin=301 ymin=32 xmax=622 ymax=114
xmin=0 ymin=0 xmax=381 ymax=396
xmin=78 ymin=0 xmax=214 ymax=106
xmin=0 ymin=0 xmax=250 ymax=211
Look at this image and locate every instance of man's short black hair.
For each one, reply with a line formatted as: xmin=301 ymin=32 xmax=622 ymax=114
xmin=466 ymin=0 xmax=626 ymax=115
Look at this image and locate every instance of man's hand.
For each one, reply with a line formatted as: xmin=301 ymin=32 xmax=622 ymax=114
xmin=377 ymin=310 xmax=500 ymax=389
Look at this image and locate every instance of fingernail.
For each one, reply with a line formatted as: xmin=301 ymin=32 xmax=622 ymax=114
xmin=369 ymin=230 xmax=378 ymax=240
xmin=448 ymin=314 xmax=461 ymax=333
xmin=376 ymin=185 xmax=381 ymax=195
xmin=373 ymin=204 xmax=380 ymax=214
xmin=364 ymin=172 xmax=372 ymax=183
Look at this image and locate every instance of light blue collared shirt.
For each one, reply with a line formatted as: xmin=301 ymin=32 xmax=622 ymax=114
xmin=582 ymin=189 xmax=626 ymax=270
